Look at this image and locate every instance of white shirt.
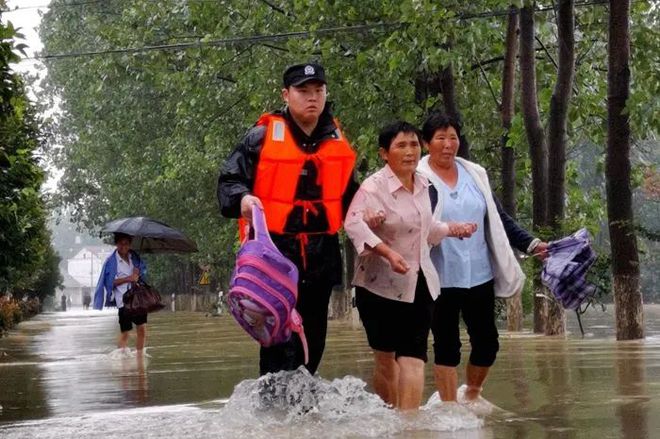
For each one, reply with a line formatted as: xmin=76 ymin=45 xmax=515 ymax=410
xmin=113 ymin=252 xmax=134 ymax=308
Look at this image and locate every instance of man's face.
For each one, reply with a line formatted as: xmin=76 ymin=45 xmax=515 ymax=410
xmin=282 ymin=81 xmax=327 ymax=125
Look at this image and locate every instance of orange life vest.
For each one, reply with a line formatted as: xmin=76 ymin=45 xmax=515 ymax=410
xmin=250 ymin=113 xmax=356 ymax=237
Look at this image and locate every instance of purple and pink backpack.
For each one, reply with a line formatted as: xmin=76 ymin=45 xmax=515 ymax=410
xmin=228 ymin=205 xmax=308 ymax=363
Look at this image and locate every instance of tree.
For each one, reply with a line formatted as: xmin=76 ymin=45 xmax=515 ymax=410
xmin=544 ymin=0 xmax=576 ymax=336
xmin=500 ymin=6 xmax=528 ymax=332
xmin=606 ymin=0 xmax=643 ymax=340
xmin=500 ymin=6 xmax=519 ymax=219
xmin=519 ymin=4 xmax=549 ymax=333
xmin=0 ymin=16 xmax=61 ymax=300
xmin=518 ymin=1 xmax=580 ymax=335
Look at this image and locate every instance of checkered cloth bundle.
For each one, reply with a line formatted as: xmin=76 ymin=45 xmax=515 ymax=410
xmin=541 ymin=228 xmax=598 ymax=310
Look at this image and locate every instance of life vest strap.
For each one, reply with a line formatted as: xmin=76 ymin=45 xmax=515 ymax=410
xmin=293 ymin=200 xmax=320 ymax=226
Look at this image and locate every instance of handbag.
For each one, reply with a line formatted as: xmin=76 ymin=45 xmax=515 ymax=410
xmin=122 ymin=280 xmax=165 ymax=316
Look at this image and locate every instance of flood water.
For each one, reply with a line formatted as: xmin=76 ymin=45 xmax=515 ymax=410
xmin=1 ymin=304 xmax=659 ymax=438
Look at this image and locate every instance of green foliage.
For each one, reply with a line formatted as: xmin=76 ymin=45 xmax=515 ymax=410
xmin=36 ymin=2 xmax=659 ymax=300
xmin=0 ymin=17 xmax=62 ymax=300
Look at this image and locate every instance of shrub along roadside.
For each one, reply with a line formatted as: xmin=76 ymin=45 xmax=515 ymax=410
xmin=1 ymin=16 xmax=62 ymax=308
xmin=0 ymin=296 xmax=41 ymax=337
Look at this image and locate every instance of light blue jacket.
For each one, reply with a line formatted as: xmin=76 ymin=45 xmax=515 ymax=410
xmin=418 ymin=157 xmax=525 ymax=298
xmin=93 ymin=250 xmax=147 ymax=310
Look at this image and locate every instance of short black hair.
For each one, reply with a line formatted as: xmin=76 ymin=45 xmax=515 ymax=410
xmin=378 ymin=121 xmax=422 ymax=151
xmin=113 ymin=233 xmax=132 ymax=244
xmin=421 ymin=112 xmax=462 ymax=143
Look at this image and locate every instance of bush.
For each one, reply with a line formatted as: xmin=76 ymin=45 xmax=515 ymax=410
xmin=0 ymin=296 xmax=24 ymax=332
xmin=18 ymin=297 xmax=41 ymax=320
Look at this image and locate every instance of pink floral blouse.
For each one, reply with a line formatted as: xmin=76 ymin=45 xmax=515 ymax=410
xmin=344 ymin=164 xmax=449 ymax=303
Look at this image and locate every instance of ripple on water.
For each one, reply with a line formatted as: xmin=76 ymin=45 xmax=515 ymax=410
xmin=0 ymin=367 xmax=484 ymax=439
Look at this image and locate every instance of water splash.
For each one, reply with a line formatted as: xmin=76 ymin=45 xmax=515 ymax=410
xmin=0 ymin=367 xmax=485 ymax=439
xmin=107 ymin=348 xmax=152 ymax=361
xmin=218 ymin=367 xmax=400 ymax=436
xmin=206 ymin=367 xmax=484 ymax=437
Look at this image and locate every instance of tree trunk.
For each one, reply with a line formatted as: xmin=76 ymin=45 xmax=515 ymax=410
xmin=506 ymin=292 xmax=524 ymax=332
xmin=532 ymin=276 xmax=547 ymax=334
xmin=519 ymin=4 xmax=548 ymax=333
xmin=440 ymin=65 xmax=471 ymax=160
xmin=501 ymin=6 xmax=523 ymax=331
xmin=501 ymin=6 xmax=519 ymax=218
xmin=547 ymin=0 xmax=575 ymax=231
xmin=607 ymin=0 xmax=643 ymax=340
xmin=415 ymin=64 xmax=470 ymax=159
xmin=330 ymin=235 xmax=356 ymax=320
xmin=545 ymin=0 xmax=575 ymax=336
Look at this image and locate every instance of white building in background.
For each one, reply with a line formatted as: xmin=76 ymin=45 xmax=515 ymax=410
xmin=67 ymin=246 xmax=114 ymax=289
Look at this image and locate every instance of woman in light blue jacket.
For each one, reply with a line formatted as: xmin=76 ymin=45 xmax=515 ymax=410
xmin=417 ymin=112 xmax=547 ymax=410
xmin=94 ymin=233 xmax=148 ymax=352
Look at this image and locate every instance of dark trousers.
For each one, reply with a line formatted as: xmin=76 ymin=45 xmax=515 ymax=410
xmin=432 ymin=280 xmax=499 ymax=367
xmin=259 ymin=279 xmax=334 ymax=375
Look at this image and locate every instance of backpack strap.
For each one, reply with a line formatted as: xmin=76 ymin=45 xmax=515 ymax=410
xmin=289 ymin=309 xmax=309 ymax=365
xmin=250 ymin=204 xmax=277 ymax=249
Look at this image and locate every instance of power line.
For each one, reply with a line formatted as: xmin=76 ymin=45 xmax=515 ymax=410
xmin=2 ymin=0 xmax=222 ymax=13
xmin=1 ymin=1 xmax=104 ymax=13
xmin=3 ymin=0 xmax=610 ymax=14
xmin=30 ymin=22 xmax=400 ymax=60
xmin=19 ymin=0 xmax=612 ymax=61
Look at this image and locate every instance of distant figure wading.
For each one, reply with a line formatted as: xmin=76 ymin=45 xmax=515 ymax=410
xmin=94 ymin=233 xmax=149 ymax=353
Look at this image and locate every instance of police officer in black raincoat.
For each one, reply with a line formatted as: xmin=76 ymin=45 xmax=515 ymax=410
xmin=217 ymin=63 xmax=359 ymax=375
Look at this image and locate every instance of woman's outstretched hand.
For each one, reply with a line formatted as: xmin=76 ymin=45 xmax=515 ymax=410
xmin=363 ymin=207 xmax=386 ymax=229
xmin=386 ymin=249 xmax=410 ymax=274
xmin=532 ymin=242 xmax=549 ymax=260
xmin=447 ymin=222 xmax=477 ymax=239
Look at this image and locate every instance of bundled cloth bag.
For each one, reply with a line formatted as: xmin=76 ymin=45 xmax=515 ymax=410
xmin=122 ymin=280 xmax=165 ymax=316
xmin=228 ymin=205 xmax=308 ymax=363
xmin=542 ymin=228 xmax=598 ymax=310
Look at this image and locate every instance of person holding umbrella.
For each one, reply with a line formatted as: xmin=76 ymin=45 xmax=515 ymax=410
xmin=94 ymin=233 xmax=148 ymax=353
xmin=94 ymin=217 xmax=197 ymax=353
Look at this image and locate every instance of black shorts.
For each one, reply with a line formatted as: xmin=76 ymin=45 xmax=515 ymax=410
xmin=118 ymin=307 xmax=147 ymax=333
xmin=432 ymin=279 xmax=499 ymax=367
xmin=355 ymin=274 xmax=434 ymax=362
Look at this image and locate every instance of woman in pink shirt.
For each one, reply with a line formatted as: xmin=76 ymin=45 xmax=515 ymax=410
xmin=344 ymin=121 xmax=475 ymax=410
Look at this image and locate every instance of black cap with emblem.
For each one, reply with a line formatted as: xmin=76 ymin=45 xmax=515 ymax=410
xmin=283 ymin=63 xmax=327 ymax=88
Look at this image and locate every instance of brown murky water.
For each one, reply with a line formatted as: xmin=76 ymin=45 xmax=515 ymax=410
xmin=1 ymin=304 xmax=659 ymax=438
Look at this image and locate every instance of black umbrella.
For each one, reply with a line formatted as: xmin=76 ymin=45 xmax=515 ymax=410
xmin=101 ymin=216 xmax=198 ymax=254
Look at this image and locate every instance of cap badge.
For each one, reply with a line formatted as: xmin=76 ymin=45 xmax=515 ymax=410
xmin=304 ymin=65 xmax=315 ymax=75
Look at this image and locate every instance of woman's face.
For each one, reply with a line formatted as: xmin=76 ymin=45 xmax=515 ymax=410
xmin=426 ymin=126 xmax=460 ymax=168
xmin=116 ymin=238 xmax=131 ymax=258
xmin=380 ymin=131 xmax=422 ymax=178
